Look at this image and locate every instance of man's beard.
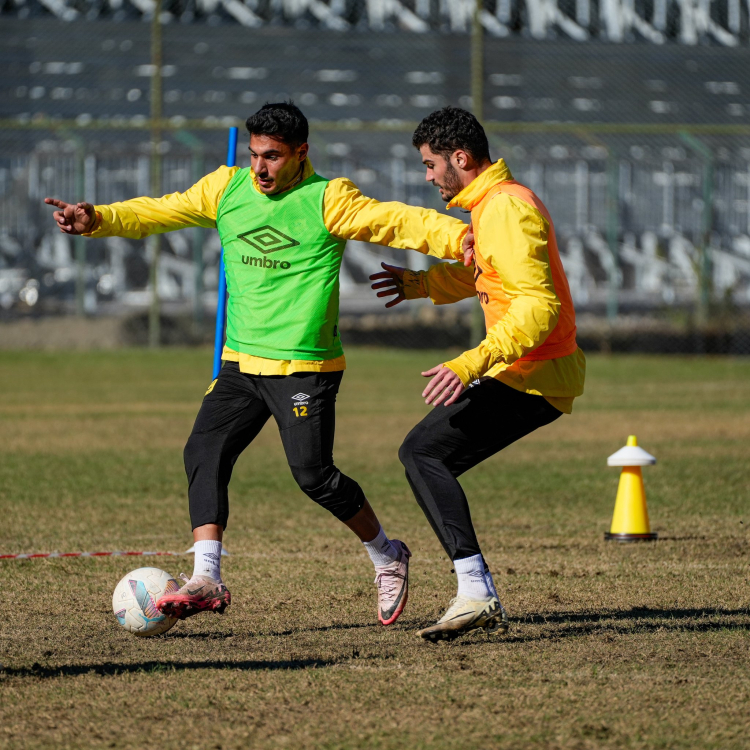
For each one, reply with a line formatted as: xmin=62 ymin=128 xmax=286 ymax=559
xmin=272 ymin=162 xmax=306 ymax=194
xmin=437 ymin=162 xmax=464 ymax=202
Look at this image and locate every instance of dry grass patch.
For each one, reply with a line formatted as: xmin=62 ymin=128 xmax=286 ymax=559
xmin=1 ymin=349 xmax=749 ymax=750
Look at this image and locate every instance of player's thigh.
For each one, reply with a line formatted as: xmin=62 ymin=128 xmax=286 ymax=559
xmin=266 ymin=371 xmax=343 ymax=468
xmin=402 ymin=379 xmax=560 ymax=474
xmin=188 ymin=362 xmax=271 ymax=448
xmin=445 ymin=379 xmax=562 ymax=475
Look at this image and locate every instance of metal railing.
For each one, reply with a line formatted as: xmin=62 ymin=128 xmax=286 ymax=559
xmin=4 ymin=0 xmax=750 ymax=45
xmin=2 ymin=8 xmax=749 ymax=352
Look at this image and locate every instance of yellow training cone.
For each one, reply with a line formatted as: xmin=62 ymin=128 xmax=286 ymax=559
xmin=605 ymin=435 xmax=657 ymax=542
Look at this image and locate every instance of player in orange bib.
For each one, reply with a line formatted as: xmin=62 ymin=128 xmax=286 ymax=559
xmin=370 ymin=107 xmax=586 ymax=641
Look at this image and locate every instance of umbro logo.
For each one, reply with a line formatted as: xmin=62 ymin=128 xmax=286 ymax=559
xmin=238 ymin=225 xmax=300 ymax=255
xmin=292 ymin=393 xmax=310 ymax=401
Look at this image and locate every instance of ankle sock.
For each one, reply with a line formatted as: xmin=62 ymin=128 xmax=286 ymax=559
xmin=193 ymin=539 xmax=223 ymax=582
xmin=363 ymin=526 xmax=399 ymax=567
xmin=484 ymin=565 xmax=499 ymax=599
xmin=454 ymin=554 xmax=492 ymax=599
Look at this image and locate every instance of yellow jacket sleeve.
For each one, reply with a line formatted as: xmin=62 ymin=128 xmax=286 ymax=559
xmin=85 ymin=166 xmax=239 ymax=240
xmin=403 ymin=262 xmax=476 ymax=304
xmin=323 ymin=178 xmax=467 ymax=259
xmin=443 ymin=194 xmax=561 ymax=385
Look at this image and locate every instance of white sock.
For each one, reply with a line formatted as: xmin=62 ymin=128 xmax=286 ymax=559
xmin=454 ymin=554 xmax=492 ymax=599
xmin=363 ymin=526 xmax=399 ymax=568
xmin=193 ymin=539 xmax=223 ymax=582
xmin=484 ymin=565 xmax=499 ymax=599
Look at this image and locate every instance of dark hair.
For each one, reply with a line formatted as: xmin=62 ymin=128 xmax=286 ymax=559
xmin=246 ymin=102 xmax=308 ymax=146
xmin=412 ymin=107 xmax=491 ymax=163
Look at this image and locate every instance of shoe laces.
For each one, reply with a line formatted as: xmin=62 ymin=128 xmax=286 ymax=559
xmin=374 ymin=568 xmax=405 ymax=601
xmin=438 ymin=594 xmax=486 ymax=623
xmin=439 ymin=596 xmax=463 ymax=620
xmin=181 ymin=572 xmax=225 ymax=588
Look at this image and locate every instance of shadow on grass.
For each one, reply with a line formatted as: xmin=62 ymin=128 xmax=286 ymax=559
xmin=420 ymin=607 xmax=750 ymax=647
xmin=655 ymin=535 xmax=709 ymax=541
xmin=2 ymin=658 xmax=333 ymax=680
xmin=167 ymin=631 xmax=238 ymax=640
xmin=260 ymin=616 xmax=425 ymax=637
xmin=518 ymin=606 xmax=750 ymax=625
xmin=496 ymin=606 xmax=750 ymax=644
xmin=227 ymin=609 xmax=750 ymax=642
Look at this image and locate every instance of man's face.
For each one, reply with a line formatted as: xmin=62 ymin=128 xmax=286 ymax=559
xmin=249 ymin=135 xmax=308 ymax=194
xmin=419 ymin=144 xmax=464 ymax=202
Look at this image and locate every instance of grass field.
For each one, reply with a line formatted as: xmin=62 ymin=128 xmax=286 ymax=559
xmin=1 ymin=348 xmax=749 ymax=750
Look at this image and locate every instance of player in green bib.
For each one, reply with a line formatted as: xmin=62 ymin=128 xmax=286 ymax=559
xmin=217 ymin=168 xmax=346 ymax=361
xmin=45 ymin=103 xmax=468 ymax=627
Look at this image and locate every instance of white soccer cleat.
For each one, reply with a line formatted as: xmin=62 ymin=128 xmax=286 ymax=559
xmin=418 ymin=594 xmax=508 ymax=642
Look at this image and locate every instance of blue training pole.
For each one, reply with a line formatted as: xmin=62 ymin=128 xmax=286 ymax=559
xmin=212 ymin=126 xmax=239 ymax=378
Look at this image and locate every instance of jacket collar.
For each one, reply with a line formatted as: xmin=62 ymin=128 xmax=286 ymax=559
xmin=446 ymin=159 xmax=513 ymax=211
xmin=250 ymin=157 xmax=315 ymax=195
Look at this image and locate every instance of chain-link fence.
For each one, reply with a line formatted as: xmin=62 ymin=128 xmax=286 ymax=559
xmin=2 ymin=5 xmax=750 ymax=352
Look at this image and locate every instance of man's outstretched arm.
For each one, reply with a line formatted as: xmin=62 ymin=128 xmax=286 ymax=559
xmin=370 ymin=259 xmax=477 ymax=308
xmin=323 ymin=178 xmax=468 ymax=260
xmin=45 ymin=165 xmax=238 ymax=240
xmin=45 ymin=198 xmax=99 ymax=235
xmin=369 ymin=225 xmax=476 ymax=307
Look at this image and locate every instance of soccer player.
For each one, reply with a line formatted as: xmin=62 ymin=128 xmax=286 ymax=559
xmin=45 ymin=102 xmax=468 ymax=626
xmin=370 ymin=107 xmax=586 ymax=641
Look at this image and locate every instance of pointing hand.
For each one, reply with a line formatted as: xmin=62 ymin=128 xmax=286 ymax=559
xmin=44 ymin=197 xmax=96 ymax=235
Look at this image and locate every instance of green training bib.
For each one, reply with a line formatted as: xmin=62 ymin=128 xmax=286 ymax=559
xmin=216 ymin=169 xmax=346 ymax=361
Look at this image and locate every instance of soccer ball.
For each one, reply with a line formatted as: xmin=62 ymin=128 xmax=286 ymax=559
xmin=112 ymin=567 xmax=180 ymax=636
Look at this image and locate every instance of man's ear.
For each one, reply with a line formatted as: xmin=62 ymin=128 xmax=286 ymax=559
xmin=452 ymin=149 xmax=471 ymax=171
xmin=297 ymin=142 xmax=310 ymax=162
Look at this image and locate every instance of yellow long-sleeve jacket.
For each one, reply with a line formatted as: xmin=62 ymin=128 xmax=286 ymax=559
xmin=86 ymin=158 xmax=468 ymax=375
xmin=401 ymin=160 xmax=586 ymax=414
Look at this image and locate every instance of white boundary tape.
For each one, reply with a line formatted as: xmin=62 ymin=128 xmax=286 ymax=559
xmin=0 ymin=547 xmax=230 ymax=561
xmin=0 ymin=551 xmax=184 ymax=561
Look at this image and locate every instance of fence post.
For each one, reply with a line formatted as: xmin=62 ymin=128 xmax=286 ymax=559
xmin=606 ymin=152 xmax=619 ymax=322
xmin=470 ymin=0 xmax=484 ymax=347
xmin=148 ymin=0 xmax=163 ymax=349
xmin=192 ymin=152 xmax=205 ymax=329
xmin=699 ymin=158 xmax=714 ymax=326
xmin=471 ymin=0 xmax=484 ymax=124
xmin=679 ymin=131 xmax=714 ymax=326
xmin=175 ymin=130 xmax=206 ymax=328
xmin=75 ymin=146 xmax=86 ymax=316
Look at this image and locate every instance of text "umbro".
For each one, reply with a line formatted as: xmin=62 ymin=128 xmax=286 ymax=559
xmin=242 ymin=255 xmax=292 ymax=270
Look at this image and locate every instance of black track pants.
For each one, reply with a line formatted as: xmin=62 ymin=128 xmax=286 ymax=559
xmin=184 ymin=362 xmax=366 ymax=529
xmin=398 ymin=378 xmax=562 ymax=561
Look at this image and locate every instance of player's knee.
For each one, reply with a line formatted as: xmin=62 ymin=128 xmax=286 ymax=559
xmin=290 ymin=464 xmax=363 ymax=520
xmin=399 ymin=427 xmax=425 ymax=470
xmin=290 ymin=464 xmax=333 ymax=499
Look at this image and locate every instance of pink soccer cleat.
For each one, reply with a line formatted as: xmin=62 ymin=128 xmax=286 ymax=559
xmin=374 ymin=540 xmax=411 ymax=625
xmin=156 ymin=574 xmax=231 ymax=620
